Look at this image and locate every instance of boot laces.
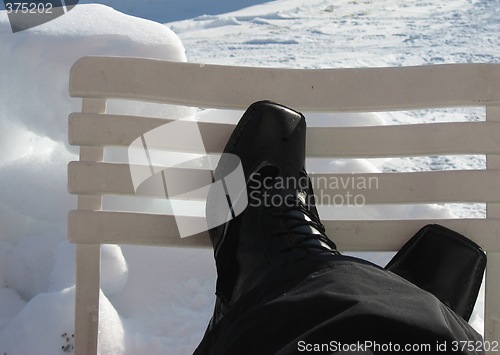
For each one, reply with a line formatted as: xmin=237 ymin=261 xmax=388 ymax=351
xmin=270 ymin=190 xmax=338 ymax=253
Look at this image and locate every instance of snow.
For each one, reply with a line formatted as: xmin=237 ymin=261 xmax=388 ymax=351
xmin=0 ymin=0 xmax=498 ymax=353
xmin=172 ymin=0 xmax=499 ymax=68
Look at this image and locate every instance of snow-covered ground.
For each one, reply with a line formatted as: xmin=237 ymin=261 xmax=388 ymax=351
xmin=0 ymin=0 xmax=498 ymax=353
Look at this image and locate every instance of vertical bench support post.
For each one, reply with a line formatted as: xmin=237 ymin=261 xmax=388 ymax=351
xmin=485 ymin=106 xmax=500 ymax=352
xmin=73 ymin=98 xmax=106 ymax=355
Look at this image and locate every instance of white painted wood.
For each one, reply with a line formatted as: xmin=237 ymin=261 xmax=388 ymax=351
xmin=73 ymin=98 xmax=105 ymax=355
xmin=68 ymin=210 xmax=500 ymax=252
xmin=74 ymin=244 xmax=100 ymax=355
xmin=70 ymin=58 xmax=500 ymax=111
xmin=68 ymin=161 xmax=500 ymax=203
xmin=69 ymin=211 xmax=211 ymax=247
xmin=69 ymin=113 xmax=500 ymax=157
xmin=308 ymin=121 xmax=500 ymax=158
xmin=485 ymin=253 xmax=500 ymax=353
xmin=485 ymin=106 xmax=500 ymax=351
xmin=67 ymin=58 xmax=500 ymax=352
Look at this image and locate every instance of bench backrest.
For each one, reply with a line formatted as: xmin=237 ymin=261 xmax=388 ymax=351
xmin=68 ymin=57 xmax=500 ymax=355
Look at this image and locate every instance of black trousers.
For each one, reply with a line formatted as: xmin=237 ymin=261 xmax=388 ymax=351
xmin=195 ymin=255 xmax=484 ymax=354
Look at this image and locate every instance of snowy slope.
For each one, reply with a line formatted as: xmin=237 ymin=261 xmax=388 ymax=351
xmin=173 ymin=0 xmax=499 ymax=68
xmin=0 ymin=0 xmax=498 ymax=353
xmin=0 ymin=0 xmax=279 ymax=23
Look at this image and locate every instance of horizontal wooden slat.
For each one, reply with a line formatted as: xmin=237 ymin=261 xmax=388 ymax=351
xmin=69 ymin=113 xmax=170 ymax=147
xmin=68 ymin=210 xmax=211 ymax=248
xmin=487 ymin=106 xmax=500 ymax=122
xmin=309 ymin=121 xmax=500 ymax=158
xmin=69 ymin=113 xmax=500 ymax=157
xmin=70 ymin=58 xmax=500 ymax=111
xmin=68 ymin=113 xmax=230 ymax=154
xmin=327 ymin=218 xmax=500 ymax=252
xmin=68 ymin=210 xmax=500 ymax=252
xmin=313 ymin=170 xmax=500 ymax=204
xmin=68 ymin=162 xmax=500 ymax=203
xmin=68 ymin=161 xmax=213 ymax=198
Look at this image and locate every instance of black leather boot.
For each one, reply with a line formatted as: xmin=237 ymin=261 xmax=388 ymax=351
xmin=205 ymin=101 xmax=339 ymax=330
xmin=385 ymin=224 xmax=486 ymax=321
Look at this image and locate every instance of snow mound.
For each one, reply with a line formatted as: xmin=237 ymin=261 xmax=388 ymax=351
xmin=0 ymin=4 xmax=187 ymax=144
xmin=0 ymin=4 xmax=192 ymax=353
xmin=49 ymin=243 xmax=129 ymax=297
xmin=0 ymin=287 xmax=125 ymax=354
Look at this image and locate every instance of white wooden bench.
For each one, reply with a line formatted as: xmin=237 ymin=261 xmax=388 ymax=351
xmin=68 ymin=57 xmax=500 ymax=354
